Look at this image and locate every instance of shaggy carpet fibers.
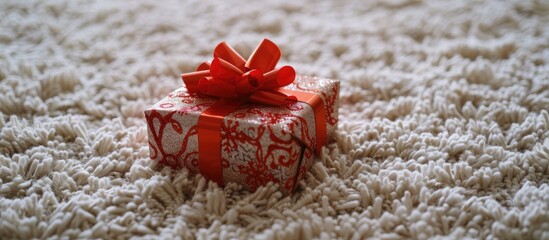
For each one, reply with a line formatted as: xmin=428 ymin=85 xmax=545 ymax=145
xmin=1 ymin=0 xmax=549 ymax=239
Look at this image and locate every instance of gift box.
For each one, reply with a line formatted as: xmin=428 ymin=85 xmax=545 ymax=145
xmin=145 ymin=39 xmax=339 ymax=194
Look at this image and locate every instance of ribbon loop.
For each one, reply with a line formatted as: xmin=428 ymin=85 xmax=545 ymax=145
xmin=181 ymin=70 xmax=210 ymax=93
xmin=214 ymin=42 xmax=247 ymax=71
xmin=262 ymin=66 xmax=296 ymax=89
xmin=211 ymin=58 xmax=244 ymax=83
xmin=181 ymin=38 xmax=295 ymax=106
xmin=197 ymin=61 xmax=211 ymax=71
xmin=245 ymin=38 xmax=281 ymax=73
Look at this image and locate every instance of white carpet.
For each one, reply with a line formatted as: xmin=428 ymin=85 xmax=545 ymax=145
xmin=1 ymin=0 xmax=549 ymax=239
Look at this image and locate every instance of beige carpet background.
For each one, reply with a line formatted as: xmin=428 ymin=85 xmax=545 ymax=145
xmin=1 ymin=0 xmax=549 ymax=239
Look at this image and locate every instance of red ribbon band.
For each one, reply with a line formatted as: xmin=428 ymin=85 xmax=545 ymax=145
xmin=181 ymin=39 xmax=327 ymax=186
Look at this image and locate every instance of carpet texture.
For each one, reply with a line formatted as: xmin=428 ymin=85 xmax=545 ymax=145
xmin=1 ymin=0 xmax=549 ymax=239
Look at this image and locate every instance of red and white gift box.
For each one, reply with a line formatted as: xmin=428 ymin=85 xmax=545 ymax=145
xmin=145 ymin=39 xmax=339 ymax=194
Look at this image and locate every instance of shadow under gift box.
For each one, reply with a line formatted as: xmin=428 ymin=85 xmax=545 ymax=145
xmin=145 ymin=75 xmax=339 ymax=195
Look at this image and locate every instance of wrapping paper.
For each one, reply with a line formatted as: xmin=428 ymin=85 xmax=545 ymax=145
xmin=145 ymin=76 xmax=339 ymax=194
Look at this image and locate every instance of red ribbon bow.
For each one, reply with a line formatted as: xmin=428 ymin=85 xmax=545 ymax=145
xmin=181 ymin=39 xmax=297 ymax=105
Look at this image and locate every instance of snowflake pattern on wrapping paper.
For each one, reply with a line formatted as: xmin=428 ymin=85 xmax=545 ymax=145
xmin=220 ymin=120 xmax=257 ymax=153
xmin=233 ymin=151 xmax=279 ymax=191
xmin=217 ymin=104 xmax=313 ymax=192
xmin=249 ymin=107 xmax=313 ymax=166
